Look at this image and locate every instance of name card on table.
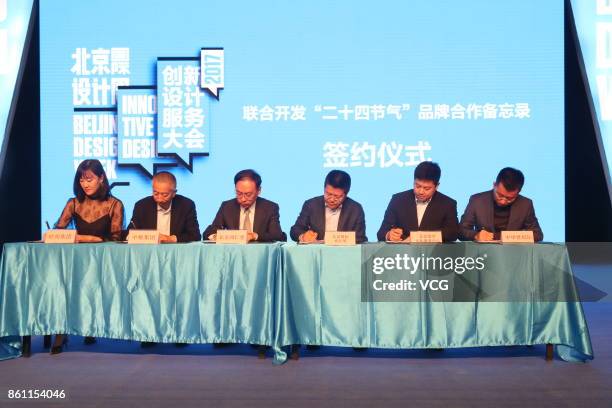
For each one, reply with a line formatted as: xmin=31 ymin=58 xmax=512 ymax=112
xmin=410 ymin=231 xmax=442 ymax=244
xmin=216 ymin=229 xmax=248 ymax=244
xmin=324 ymin=231 xmax=356 ymax=246
xmin=501 ymin=230 xmax=534 ymax=244
xmin=44 ymin=229 xmax=77 ymax=244
xmin=127 ymin=230 xmax=160 ymax=244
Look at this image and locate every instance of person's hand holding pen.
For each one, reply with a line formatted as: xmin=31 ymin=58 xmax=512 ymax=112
xmin=386 ymin=225 xmax=404 ymax=242
xmin=299 ymin=227 xmax=318 ymax=243
xmin=475 ymin=227 xmax=494 ymax=242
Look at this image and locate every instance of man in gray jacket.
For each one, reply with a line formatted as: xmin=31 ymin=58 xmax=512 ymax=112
xmin=459 ymin=167 xmax=543 ymax=242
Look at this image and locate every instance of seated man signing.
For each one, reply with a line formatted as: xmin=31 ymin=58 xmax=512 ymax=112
xmin=290 ymin=169 xmax=367 ymax=243
xmin=377 ymin=161 xmax=458 ymax=243
xmin=129 ymin=171 xmax=201 ymax=243
xmin=203 ymin=169 xmax=286 ymax=242
xmin=459 ymin=167 xmax=543 ymax=242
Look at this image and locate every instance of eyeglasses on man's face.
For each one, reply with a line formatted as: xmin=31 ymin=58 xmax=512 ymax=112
xmin=493 ymin=186 xmax=519 ymax=204
xmin=235 ymin=191 xmax=256 ymax=199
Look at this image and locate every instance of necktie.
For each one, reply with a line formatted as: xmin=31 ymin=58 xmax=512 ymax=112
xmin=243 ymin=208 xmax=252 ymax=232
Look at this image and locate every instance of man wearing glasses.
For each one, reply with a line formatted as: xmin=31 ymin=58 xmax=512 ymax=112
xmin=459 ymin=167 xmax=543 ymax=242
xmin=203 ymin=169 xmax=286 ymax=242
xmin=128 ymin=171 xmax=201 ymax=243
xmin=290 ymin=169 xmax=367 ymax=243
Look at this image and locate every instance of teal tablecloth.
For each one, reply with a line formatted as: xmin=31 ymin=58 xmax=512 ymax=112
xmin=0 ymin=242 xmax=283 ymax=361
xmin=0 ymin=242 xmax=593 ymax=363
xmin=276 ymin=242 xmax=593 ymax=363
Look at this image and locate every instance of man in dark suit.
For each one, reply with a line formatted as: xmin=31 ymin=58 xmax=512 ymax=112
xmin=289 ymin=170 xmax=368 ymax=357
xmin=129 ymin=171 xmax=200 ymax=348
xmin=459 ymin=167 xmax=543 ymax=242
xmin=129 ymin=171 xmax=201 ymax=243
xmin=203 ymin=169 xmax=285 ymax=242
xmin=377 ymin=161 xmax=458 ymax=242
xmin=290 ymin=170 xmax=367 ymax=243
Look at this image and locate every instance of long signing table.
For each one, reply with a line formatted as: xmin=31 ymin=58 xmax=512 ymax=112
xmin=0 ymin=242 xmax=593 ymax=363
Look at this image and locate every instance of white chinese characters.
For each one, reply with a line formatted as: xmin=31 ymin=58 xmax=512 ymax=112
xmin=323 ymin=141 xmax=432 ymax=168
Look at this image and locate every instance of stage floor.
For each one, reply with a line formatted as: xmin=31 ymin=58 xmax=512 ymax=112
xmin=1 ymin=293 xmax=610 ymax=407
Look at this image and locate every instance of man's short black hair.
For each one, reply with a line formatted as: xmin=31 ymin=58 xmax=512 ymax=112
xmin=495 ymin=167 xmax=524 ymax=191
xmin=324 ymin=170 xmax=351 ymax=194
xmin=234 ymin=169 xmax=262 ymax=189
xmin=414 ymin=161 xmax=441 ymax=184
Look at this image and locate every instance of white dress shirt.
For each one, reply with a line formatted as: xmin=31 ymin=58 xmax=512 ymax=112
xmin=415 ymin=198 xmax=430 ymax=227
xmin=324 ymin=204 xmax=342 ymax=232
xmin=156 ymin=202 xmax=172 ymax=236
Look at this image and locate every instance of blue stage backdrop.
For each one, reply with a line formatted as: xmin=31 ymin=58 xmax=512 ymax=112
xmin=0 ymin=0 xmax=33 ymax=180
xmin=40 ymin=0 xmax=564 ymax=241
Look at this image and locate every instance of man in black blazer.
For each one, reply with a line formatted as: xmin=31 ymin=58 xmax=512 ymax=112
xmin=290 ymin=170 xmax=367 ymax=243
xmin=129 ymin=171 xmax=201 ymax=243
xmin=130 ymin=171 xmax=200 ymax=348
xmin=459 ymin=167 xmax=543 ymax=242
xmin=377 ymin=161 xmax=458 ymax=242
xmin=203 ymin=169 xmax=285 ymax=242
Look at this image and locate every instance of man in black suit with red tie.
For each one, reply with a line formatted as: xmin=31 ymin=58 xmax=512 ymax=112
xmin=377 ymin=161 xmax=459 ymax=242
xmin=129 ymin=171 xmax=201 ymax=243
xmin=203 ymin=169 xmax=285 ymax=242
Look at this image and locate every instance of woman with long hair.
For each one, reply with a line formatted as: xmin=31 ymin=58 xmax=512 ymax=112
xmin=49 ymin=159 xmax=124 ymax=354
